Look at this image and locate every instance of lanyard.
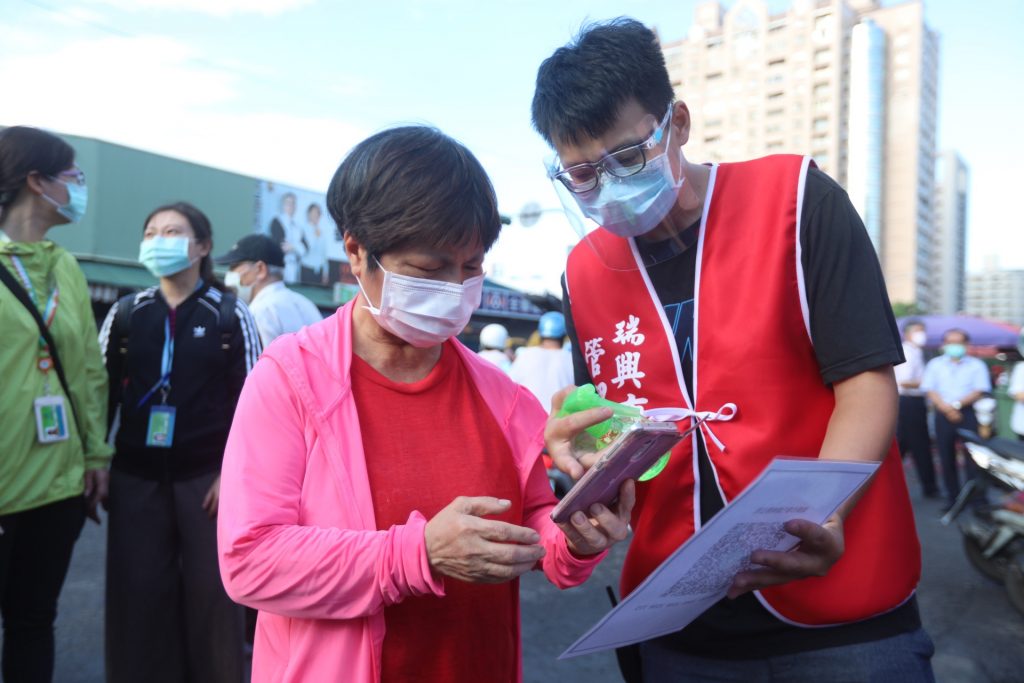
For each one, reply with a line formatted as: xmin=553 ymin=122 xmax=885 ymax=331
xmin=135 ymin=279 xmax=201 ymax=409
xmin=137 ymin=316 xmax=174 ymax=409
xmin=7 ymin=253 xmax=60 ymax=371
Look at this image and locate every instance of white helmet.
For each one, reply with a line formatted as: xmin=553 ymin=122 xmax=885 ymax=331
xmin=479 ymin=323 xmax=509 ymax=350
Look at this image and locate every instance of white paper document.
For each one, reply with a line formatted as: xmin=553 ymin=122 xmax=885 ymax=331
xmin=559 ymin=457 xmax=880 ymax=659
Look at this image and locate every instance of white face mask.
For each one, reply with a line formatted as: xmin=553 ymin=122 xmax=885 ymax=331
xmin=356 ymin=260 xmax=484 ymax=348
xmin=909 ymin=330 xmax=927 ymax=347
xmin=224 ymin=265 xmax=255 ymax=304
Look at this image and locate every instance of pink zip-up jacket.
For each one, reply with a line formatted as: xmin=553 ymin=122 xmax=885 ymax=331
xmin=218 ymin=300 xmax=606 ymax=683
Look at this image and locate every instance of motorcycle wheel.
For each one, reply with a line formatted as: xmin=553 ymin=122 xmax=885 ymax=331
xmin=1006 ymin=555 xmax=1024 ymax=617
xmin=963 ymin=534 xmax=1009 ymax=583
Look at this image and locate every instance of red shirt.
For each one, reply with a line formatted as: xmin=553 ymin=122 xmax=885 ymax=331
xmin=352 ymin=343 xmax=523 ymax=682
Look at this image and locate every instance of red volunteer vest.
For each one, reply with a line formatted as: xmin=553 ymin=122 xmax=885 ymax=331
xmin=565 ymin=155 xmax=920 ymax=626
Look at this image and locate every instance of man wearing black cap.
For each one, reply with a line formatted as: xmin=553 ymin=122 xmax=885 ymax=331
xmin=216 ymin=234 xmax=322 ymax=346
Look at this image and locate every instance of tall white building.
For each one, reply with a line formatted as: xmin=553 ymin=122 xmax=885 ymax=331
xmin=662 ymin=0 xmax=940 ymax=309
xmin=967 ymin=261 xmax=1024 ymax=327
xmin=932 ymin=150 xmax=968 ymax=315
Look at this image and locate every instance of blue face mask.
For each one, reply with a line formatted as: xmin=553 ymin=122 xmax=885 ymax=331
xmin=42 ymin=181 xmax=88 ymax=223
xmin=574 ymin=128 xmax=684 ymax=239
xmin=943 ymin=343 xmax=967 ymax=359
xmin=139 ymin=236 xmax=194 ymax=278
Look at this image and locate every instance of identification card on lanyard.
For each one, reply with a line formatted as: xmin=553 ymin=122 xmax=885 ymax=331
xmin=7 ymin=252 xmax=67 ymax=445
xmin=34 ymin=394 xmax=69 ymax=443
xmin=146 ymin=405 xmax=176 ymax=448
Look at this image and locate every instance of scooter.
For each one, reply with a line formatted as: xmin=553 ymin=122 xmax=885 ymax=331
xmin=941 ymin=429 xmax=1024 ymax=616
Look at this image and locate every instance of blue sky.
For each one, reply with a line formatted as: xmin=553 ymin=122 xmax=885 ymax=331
xmin=2 ymin=0 xmax=1021 ymax=294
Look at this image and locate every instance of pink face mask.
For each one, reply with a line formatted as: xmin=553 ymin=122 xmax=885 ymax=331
xmin=356 ymin=261 xmax=484 ymax=348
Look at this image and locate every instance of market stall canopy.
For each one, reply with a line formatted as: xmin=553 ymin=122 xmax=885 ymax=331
xmin=896 ymin=314 xmax=1021 ymax=349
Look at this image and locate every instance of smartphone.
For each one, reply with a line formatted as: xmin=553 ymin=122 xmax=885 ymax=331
xmin=550 ymin=420 xmax=686 ymax=525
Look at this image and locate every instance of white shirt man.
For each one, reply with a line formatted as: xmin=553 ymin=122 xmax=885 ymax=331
xmin=894 ymin=321 xmax=937 ymax=497
xmin=921 ymin=329 xmax=992 ymax=507
xmin=216 ymin=234 xmax=323 ymax=346
xmin=509 ymin=312 xmax=574 ymax=413
xmin=1009 ymin=362 xmax=1024 ymax=439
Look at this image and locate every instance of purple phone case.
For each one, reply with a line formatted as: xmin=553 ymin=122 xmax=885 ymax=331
xmin=550 ymin=421 xmax=685 ymax=524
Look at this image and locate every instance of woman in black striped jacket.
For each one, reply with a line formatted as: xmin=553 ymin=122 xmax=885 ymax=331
xmin=98 ymin=201 xmax=261 ymax=683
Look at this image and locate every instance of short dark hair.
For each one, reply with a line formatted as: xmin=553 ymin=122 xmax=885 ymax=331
xmin=532 ymin=18 xmax=675 ymax=147
xmin=903 ymin=319 xmax=925 ymax=333
xmin=0 ymin=126 xmax=75 ymax=210
xmin=327 ymin=126 xmax=501 ymax=270
xmin=143 ymin=201 xmax=220 ymax=287
xmin=943 ymin=328 xmax=971 ymax=343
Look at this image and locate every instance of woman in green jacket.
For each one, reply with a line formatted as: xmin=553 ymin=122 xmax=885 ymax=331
xmin=0 ymin=126 xmax=113 ymax=682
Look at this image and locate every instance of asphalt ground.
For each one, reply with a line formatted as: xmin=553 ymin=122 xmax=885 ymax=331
xmin=6 ymin=457 xmax=1022 ymax=682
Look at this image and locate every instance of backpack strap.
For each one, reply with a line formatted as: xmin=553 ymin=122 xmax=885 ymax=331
xmin=218 ymin=291 xmax=237 ymax=352
xmin=114 ymin=293 xmax=135 ymax=356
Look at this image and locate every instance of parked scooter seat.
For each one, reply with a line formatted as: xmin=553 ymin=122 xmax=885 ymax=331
xmin=989 ymin=438 xmax=1024 ymax=462
xmin=958 ymin=429 xmax=1024 ymax=462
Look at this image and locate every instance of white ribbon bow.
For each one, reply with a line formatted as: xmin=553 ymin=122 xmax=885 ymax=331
xmin=642 ymin=403 xmax=739 ymax=452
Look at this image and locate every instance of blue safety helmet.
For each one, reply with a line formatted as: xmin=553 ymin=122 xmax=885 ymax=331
xmin=538 ymin=311 xmax=566 ymax=339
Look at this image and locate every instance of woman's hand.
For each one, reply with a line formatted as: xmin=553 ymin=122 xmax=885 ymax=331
xmin=425 ymin=496 xmax=547 ymax=584
xmin=558 ymin=479 xmax=635 ymax=556
xmin=83 ymin=468 xmax=109 ymax=524
xmin=726 ymin=514 xmax=845 ymax=599
xmin=544 ymin=386 xmax=614 ymax=481
xmin=202 ymin=475 xmax=221 ymax=518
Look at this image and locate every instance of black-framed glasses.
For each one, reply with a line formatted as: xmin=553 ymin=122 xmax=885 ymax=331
xmin=549 ymin=105 xmax=673 ymax=194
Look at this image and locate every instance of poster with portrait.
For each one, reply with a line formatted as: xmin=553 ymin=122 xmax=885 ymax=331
xmin=254 ymin=181 xmax=348 ymax=286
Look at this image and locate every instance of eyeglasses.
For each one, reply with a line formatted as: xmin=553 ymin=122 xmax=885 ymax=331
xmin=54 ymin=167 xmax=86 ymax=186
xmin=550 ymin=105 xmax=673 ymax=194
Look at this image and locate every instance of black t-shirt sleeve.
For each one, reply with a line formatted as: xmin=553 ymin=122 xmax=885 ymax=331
xmin=800 ymin=168 xmax=904 ymax=385
xmin=562 ymin=274 xmax=593 ymax=387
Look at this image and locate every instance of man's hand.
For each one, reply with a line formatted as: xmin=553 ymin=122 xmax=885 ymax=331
xmin=544 ymin=386 xmax=614 ymax=480
xmin=944 ymin=407 xmax=964 ymax=424
xmin=425 ymin=497 xmax=546 ymax=584
xmin=202 ymin=475 xmax=221 ymax=518
xmin=558 ymin=479 xmax=635 ymax=556
xmin=83 ymin=468 xmax=109 ymax=524
xmin=726 ymin=514 xmax=844 ymax=600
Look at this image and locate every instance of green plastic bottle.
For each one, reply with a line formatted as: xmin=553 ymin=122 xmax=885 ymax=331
xmin=556 ymin=384 xmax=671 ymax=481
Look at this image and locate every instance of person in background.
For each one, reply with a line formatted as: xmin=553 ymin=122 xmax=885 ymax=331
xmin=217 ymin=233 xmax=322 ymax=346
xmin=1010 ymin=347 xmax=1024 ymax=441
xmin=217 ymin=126 xmax=631 ymax=683
xmin=509 ymin=311 xmax=574 ymax=412
xmin=99 ymin=201 xmax=261 ymax=683
xmin=0 ymin=125 xmax=113 ymax=683
xmin=896 ymin=320 xmax=939 ymax=498
xmin=300 ymin=203 xmax=328 ymax=285
xmin=922 ymin=328 xmax=993 ymax=509
xmin=477 ymin=322 xmax=512 ymax=372
xmin=267 ymin=192 xmax=304 ymax=283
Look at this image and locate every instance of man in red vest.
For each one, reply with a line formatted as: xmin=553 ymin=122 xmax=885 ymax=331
xmin=534 ymin=18 xmax=934 ymax=681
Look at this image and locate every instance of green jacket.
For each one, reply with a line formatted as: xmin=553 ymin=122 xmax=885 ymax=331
xmin=0 ymin=236 xmax=113 ymax=516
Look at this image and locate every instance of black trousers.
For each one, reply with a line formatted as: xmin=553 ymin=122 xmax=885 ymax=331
xmin=105 ymin=469 xmax=243 ymax=683
xmin=897 ymin=395 xmax=938 ymax=496
xmin=934 ymin=409 xmax=979 ymax=505
xmin=0 ymin=496 xmax=85 ymax=683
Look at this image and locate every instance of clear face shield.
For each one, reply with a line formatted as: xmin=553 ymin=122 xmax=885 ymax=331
xmin=544 ymin=102 xmax=702 ymax=270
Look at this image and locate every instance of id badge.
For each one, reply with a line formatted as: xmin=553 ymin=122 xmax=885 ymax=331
xmin=145 ymin=405 xmax=176 ymax=448
xmin=34 ymin=395 xmax=70 ymax=444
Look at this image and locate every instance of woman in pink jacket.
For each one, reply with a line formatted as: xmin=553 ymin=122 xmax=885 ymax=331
xmin=217 ymin=126 xmax=633 ymax=683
